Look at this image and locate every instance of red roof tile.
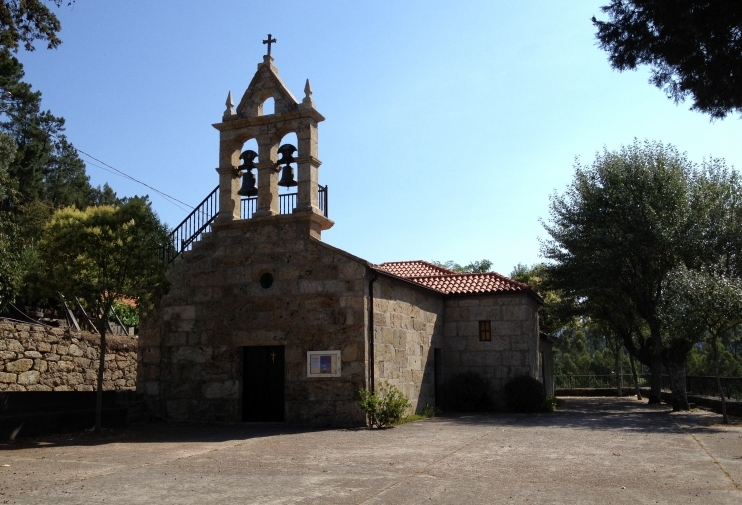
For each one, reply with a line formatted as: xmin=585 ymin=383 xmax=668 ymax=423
xmin=376 ymin=260 xmax=455 ymax=278
xmin=375 ymin=260 xmax=533 ymax=296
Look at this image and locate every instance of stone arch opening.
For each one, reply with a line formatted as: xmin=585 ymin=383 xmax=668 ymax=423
xmin=260 ymin=96 xmax=275 ymax=116
xmin=237 ymin=138 xmax=260 ymax=217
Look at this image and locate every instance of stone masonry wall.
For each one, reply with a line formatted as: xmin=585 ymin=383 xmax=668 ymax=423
xmin=138 ymin=214 xmax=370 ymax=426
xmin=0 ymin=321 xmax=138 ymax=391
xmin=442 ymin=293 xmax=540 ymax=402
xmin=373 ymin=276 xmax=444 ymax=414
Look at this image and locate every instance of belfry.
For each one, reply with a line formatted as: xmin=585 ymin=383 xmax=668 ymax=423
xmin=138 ymin=46 xmax=550 ymax=426
xmin=214 ymin=51 xmax=332 ymax=232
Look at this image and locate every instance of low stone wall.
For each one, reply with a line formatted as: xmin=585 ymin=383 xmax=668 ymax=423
xmin=0 ymin=321 xmax=137 ymax=392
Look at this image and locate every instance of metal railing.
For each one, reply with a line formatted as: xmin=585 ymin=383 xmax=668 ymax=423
xmin=555 ymin=374 xmax=649 ymax=389
xmin=686 ymin=376 xmax=742 ymax=401
xmin=160 ymin=186 xmax=219 ymax=264
xmin=319 ymin=185 xmax=328 ymax=216
xmin=163 ymin=185 xmax=330 ymax=263
xmin=555 ymin=374 xmax=742 ymax=401
xmin=240 ymin=186 xmax=329 ymax=219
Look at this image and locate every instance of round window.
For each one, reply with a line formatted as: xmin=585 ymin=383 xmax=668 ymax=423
xmin=259 ymin=273 xmax=274 ymax=289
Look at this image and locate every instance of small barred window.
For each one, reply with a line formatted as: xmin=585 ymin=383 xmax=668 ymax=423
xmin=479 ymin=320 xmax=491 ymax=342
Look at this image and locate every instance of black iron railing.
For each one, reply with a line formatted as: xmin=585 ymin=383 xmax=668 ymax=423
xmin=160 ymin=186 xmax=219 ymax=264
xmin=163 ymin=185 xmax=330 ymax=263
xmin=319 ymin=185 xmax=328 ymax=216
xmin=555 ymin=374 xmax=649 ymax=389
xmin=240 ymin=185 xmax=329 ymax=219
xmin=685 ymin=375 xmax=742 ymax=401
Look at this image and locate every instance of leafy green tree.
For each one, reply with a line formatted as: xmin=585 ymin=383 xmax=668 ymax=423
xmin=1 ymin=53 xmax=93 ymax=210
xmin=593 ymin=1 xmax=742 ymax=119
xmin=542 ymin=140 xmax=694 ymax=408
xmin=0 ymin=51 xmax=123 ymax=308
xmin=39 ymin=198 xmax=169 ymax=432
xmin=687 ymin=161 xmax=742 ymax=277
xmin=0 ymin=0 xmax=66 ymax=55
xmin=0 ymin=131 xmax=19 ymax=307
xmin=660 ymin=267 xmax=742 ymax=422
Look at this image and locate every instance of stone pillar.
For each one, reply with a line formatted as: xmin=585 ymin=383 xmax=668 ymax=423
xmin=215 ymin=137 xmax=241 ymax=223
xmin=295 ymin=118 xmax=321 ymax=214
xmin=254 ymin=137 xmax=279 ymax=217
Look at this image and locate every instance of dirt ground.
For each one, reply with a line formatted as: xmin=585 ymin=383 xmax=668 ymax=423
xmin=1 ymin=397 xmax=741 ymax=504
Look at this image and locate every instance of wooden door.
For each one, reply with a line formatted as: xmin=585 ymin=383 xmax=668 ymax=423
xmin=242 ymin=345 xmax=285 ymax=422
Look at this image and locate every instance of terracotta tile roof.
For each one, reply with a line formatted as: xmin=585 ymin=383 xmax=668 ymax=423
xmin=374 ymin=260 xmax=535 ymax=297
xmin=375 ymin=260 xmax=456 ymax=278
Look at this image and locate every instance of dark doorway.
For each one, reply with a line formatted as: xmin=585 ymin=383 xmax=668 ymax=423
xmin=242 ymin=345 xmax=285 ymax=422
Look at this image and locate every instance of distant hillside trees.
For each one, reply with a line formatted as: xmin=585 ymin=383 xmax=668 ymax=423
xmin=432 ymin=259 xmax=493 ymax=273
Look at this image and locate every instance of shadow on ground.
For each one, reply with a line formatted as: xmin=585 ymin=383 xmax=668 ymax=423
xmin=2 ymin=397 xmax=735 ymax=451
xmin=433 ymin=397 xmax=736 ymax=436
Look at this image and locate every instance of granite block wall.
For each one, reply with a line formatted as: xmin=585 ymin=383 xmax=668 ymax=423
xmin=372 ymin=277 xmax=444 ymax=413
xmin=442 ymin=294 xmax=540 ymax=400
xmin=138 ymin=214 xmax=369 ymax=426
xmin=0 ymin=321 xmax=137 ymax=392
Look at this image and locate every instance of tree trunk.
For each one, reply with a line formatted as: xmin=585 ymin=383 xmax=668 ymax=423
xmin=665 ymin=358 xmax=689 ymax=411
xmin=614 ymin=339 xmax=623 ymax=397
xmin=648 ymin=328 xmax=663 ymax=404
xmin=629 ymin=352 xmax=642 ymax=400
xmin=711 ymin=337 xmax=728 ymax=424
xmin=649 ymin=353 xmax=663 ymax=404
xmin=95 ymin=315 xmax=108 ymax=433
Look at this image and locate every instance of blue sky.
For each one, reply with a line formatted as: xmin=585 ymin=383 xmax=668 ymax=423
xmin=17 ymin=0 xmax=742 ymax=275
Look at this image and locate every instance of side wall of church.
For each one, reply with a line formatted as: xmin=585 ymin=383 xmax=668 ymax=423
xmin=372 ymin=276 xmax=444 ymax=414
xmin=441 ymin=293 xmax=540 ymax=404
xmin=137 ymin=215 xmax=369 ymax=426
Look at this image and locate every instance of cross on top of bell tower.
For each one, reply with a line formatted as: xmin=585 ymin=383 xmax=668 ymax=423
xmin=262 ymin=34 xmax=277 ymax=56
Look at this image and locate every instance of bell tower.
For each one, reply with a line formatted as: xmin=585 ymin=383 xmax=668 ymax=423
xmin=212 ymin=48 xmax=332 ymax=233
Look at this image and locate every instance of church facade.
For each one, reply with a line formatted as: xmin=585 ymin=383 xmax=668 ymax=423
xmin=137 ymin=54 xmax=549 ymax=426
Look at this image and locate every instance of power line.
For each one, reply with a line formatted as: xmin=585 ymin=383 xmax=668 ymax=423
xmin=0 ymin=100 xmax=195 ymax=212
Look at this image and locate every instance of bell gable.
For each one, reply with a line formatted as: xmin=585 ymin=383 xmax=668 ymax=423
xmin=235 ymin=56 xmax=299 ymax=118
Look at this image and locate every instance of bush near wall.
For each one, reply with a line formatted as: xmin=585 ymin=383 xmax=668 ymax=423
xmin=0 ymin=321 xmax=137 ymax=391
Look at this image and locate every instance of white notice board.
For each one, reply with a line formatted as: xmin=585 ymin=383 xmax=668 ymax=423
xmin=306 ymin=350 xmax=341 ymax=377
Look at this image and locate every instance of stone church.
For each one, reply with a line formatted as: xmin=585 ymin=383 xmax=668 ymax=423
xmin=137 ymin=52 xmax=551 ymax=426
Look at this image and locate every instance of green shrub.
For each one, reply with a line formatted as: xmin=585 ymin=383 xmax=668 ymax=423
xmin=504 ymin=375 xmax=546 ymax=412
xmin=421 ymin=404 xmax=437 ymax=418
xmin=447 ymin=371 xmax=492 ymax=411
xmin=357 ymin=381 xmax=411 ymax=428
xmin=542 ymin=395 xmax=562 ymax=412
xmin=113 ymin=300 xmax=139 ymax=327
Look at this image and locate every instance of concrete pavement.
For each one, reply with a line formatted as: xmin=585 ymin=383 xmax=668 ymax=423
xmin=1 ymin=397 xmax=741 ymax=504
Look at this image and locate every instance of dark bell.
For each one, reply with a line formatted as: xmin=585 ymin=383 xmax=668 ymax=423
xmin=237 ymin=170 xmax=257 ymax=196
xmin=278 ymin=166 xmax=298 ymax=188
xmin=277 ymin=143 xmax=298 ymax=188
xmin=239 ymin=149 xmax=258 ymax=170
xmin=277 ymin=144 xmax=297 ymax=165
xmin=237 ymin=149 xmax=258 ymax=196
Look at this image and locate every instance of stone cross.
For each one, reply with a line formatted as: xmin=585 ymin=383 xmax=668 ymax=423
xmin=263 ymin=34 xmax=277 ymax=56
